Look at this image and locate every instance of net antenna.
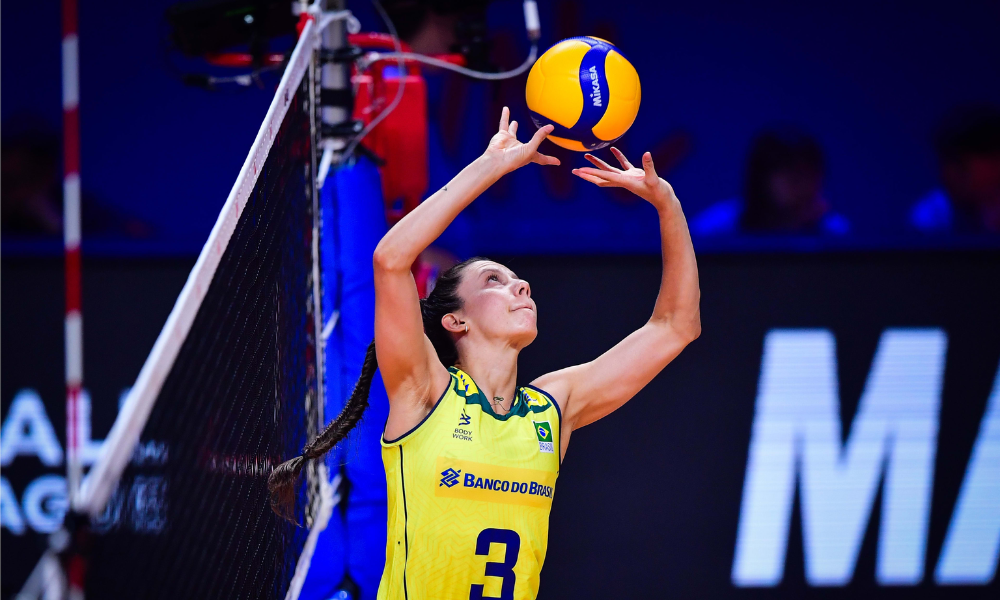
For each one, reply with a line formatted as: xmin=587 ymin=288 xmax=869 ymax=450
xmin=18 ymin=5 xmax=357 ymax=600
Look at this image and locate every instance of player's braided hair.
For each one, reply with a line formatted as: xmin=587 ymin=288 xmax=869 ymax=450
xmin=267 ymin=256 xmax=488 ymax=521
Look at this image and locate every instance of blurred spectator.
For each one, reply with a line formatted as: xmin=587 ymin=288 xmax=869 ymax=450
xmin=910 ymin=106 xmax=1000 ymax=234
xmin=380 ymin=0 xmax=491 ymax=59
xmin=2 ymin=118 xmax=153 ymax=238
xmin=691 ymin=129 xmax=849 ymax=236
xmin=1 ymin=126 xmax=63 ymax=234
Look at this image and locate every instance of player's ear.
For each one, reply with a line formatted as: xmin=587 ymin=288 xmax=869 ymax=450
xmin=441 ymin=313 xmax=466 ymax=334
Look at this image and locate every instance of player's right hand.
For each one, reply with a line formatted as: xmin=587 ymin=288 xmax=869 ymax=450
xmin=483 ymin=106 xmax=561 ymax=174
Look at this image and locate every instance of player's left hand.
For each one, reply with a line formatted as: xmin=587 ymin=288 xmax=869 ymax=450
xmin=484 ymin=107 xmax=561 ymax=174
xmin=572 ymin=148 xmax=676 ymax=209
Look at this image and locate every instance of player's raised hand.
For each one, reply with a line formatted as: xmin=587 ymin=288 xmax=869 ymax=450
xmin=484 ymin=107 xmax=561 ymax=174
xmin=572 ymin=147 xmax=676 ymax=209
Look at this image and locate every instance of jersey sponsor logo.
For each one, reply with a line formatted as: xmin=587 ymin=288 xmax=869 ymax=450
xmin=435 ymin=457 xmax=556 ymax=508
xmin=453 ymin=409 xmax=473 ymax=442
xmin=440 ymin=468 xmax=461 ymax=488
xmin=533 ymin=420 xmax=554 ymax=454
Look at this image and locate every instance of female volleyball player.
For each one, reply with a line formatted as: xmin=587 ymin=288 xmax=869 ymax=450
xmin=270 ymin=107 xmax=701 ymax=599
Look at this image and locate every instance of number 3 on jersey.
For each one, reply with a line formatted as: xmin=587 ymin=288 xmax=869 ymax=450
xmin=470 ymin=528 xmax=520 ymax=600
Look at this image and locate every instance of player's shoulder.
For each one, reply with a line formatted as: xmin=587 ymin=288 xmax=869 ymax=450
xmin=520 ymin=385 xmax=556 ymax=410
xmin=528 ymin=367 xmax=577 ymax=416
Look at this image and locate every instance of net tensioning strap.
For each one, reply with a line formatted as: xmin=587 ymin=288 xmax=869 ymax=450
xmin=75 ymin=18 xmax=330 ymax=600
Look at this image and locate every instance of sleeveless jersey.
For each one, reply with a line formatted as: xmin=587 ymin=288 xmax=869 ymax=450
xmin=378 ymin=366 xmax=562 ymax=600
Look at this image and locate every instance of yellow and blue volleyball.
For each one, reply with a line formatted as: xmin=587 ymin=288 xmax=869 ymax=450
xmin=525 ymin=36 xmax=641 ymax=152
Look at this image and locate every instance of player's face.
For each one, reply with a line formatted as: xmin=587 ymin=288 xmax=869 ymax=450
xmin=456 ymin=261 xmax=537 ymax=348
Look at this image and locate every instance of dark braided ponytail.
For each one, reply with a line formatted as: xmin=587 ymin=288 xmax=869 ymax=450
xmin=268 ymin=340 xmax=378 ymax=521
xmin=267 ymin=256 xmax=488 ymax=521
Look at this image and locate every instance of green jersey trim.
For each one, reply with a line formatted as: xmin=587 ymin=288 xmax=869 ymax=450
xmin=448 ymin=366 xmax=557 ymax=422
xmin=524 ymin=383 xmax=562 ymax=441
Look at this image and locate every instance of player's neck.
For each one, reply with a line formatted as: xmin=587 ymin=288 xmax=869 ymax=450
xmin=455 ymin=342 xmax=519 ymax=414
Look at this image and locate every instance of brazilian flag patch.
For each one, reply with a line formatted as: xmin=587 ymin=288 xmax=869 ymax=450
xmin=533 ymin=420 xmax=554 ymax=454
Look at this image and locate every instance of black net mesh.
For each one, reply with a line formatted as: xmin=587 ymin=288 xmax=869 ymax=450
xmin=85 ymin=77 xmax=320 ymax=599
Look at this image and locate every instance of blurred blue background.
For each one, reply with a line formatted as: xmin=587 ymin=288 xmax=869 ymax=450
xmin=3 ymin=0 xmax=999 ymax=256
xmin=3 ymin=2 xmax=1000 ymax=598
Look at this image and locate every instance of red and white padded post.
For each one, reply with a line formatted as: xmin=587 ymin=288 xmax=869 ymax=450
xmin=62 ymin=0 xmax=83 ymax=509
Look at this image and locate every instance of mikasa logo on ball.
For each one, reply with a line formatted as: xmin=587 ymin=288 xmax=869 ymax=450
xmin=588 ymin=66 xmax=602 ymax=107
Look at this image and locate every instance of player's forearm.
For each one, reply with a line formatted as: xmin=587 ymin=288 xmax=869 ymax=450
xmin=648 ymin=191 xmax=701 ymax=342
xmin=373 ymin=155 xmax=505 ymax=271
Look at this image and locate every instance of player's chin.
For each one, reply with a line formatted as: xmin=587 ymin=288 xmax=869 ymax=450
xmin=510 ymin=320 xmax=538 ymax=346
xmin=511 ymin=308 xmax=537 ymax=327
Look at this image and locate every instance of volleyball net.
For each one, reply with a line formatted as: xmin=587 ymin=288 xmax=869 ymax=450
xmin=10 ymin=2 xmax=548 ymax=596
xmin=40 ymin=17 xmax=333 ymax=600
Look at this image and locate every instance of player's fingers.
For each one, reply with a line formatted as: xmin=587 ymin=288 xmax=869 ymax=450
xmin=573 ymin=166 xmax=625 ymax=183
xmin=526 ymin=124 xmax=554 ymax=151
xmin=641 ymin=152 xmax=658 ymax=183
xmin=499 ymin=106 xmax=510 ymax=133
xmin=508 ymin=120 xmax=518 ymax=136
xmin=584 ymin=153 xmax=620 ymax=172
xmin=533 ymin=152 xmax=561 ymax=166
xmin=571 ymin=170 xmax=613 ymax=186
xmin=610 ymin=147 xmax=634 ymax=170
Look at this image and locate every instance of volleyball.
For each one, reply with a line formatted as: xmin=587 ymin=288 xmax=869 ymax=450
xmin=525 ymin=36 xmax=641 ymax=152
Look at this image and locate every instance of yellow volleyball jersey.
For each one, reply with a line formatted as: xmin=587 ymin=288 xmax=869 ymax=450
xmin=378 ymin=366 xmax=561 ymax=600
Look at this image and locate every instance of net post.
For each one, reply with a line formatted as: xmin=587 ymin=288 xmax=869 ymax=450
xmin=306 ymin=14 xmax=327 ymax=526
xmin=316 ymin=0 xmax=349 ymax=185
xmin=320 ymin=0 xmax=349 ymax=136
